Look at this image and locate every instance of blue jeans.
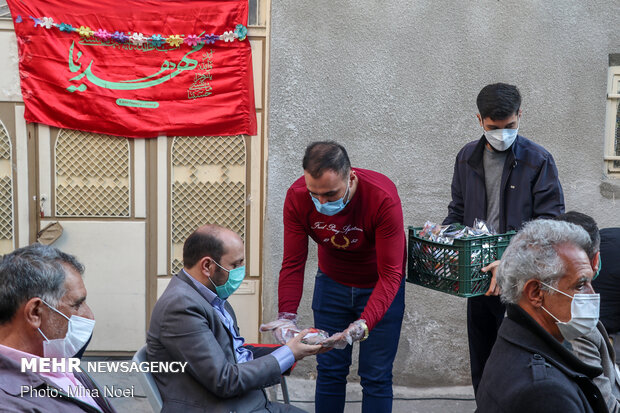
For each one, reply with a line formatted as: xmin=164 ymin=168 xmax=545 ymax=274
xmin=312 ymin=269 xmax=405 ymax=413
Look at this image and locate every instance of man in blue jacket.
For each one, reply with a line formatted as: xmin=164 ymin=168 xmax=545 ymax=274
xmin=444 ymin=83 xmax=565 ymax=393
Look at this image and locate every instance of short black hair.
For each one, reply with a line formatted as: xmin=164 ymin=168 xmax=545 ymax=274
xmin=552 ymin=211 xmax=600 ymax=259
xmin=302 ymin=141 xmax=351 ymax=179
xmin=182 ymin=226 xmax=225 ymax=269
xmin=476 ymin=83 xmax=521 ymax=120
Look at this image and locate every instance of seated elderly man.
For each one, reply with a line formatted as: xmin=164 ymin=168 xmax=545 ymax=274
xmin=0 ymin=244 xmax=115 ymax=413
xmin=476 ymin=219 xmax=607 ymax=413
xmin=147 ymin=224 xmax=324 ymax=413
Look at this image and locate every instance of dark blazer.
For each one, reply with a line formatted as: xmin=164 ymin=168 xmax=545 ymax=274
xmin=476 ymin=304 xmax=608 ymax=413
xmin=0 ymin=352 xmax=116 ymax=413
xmin=146 ymin=271 xmax=283 ymax=413
xmin=444 ymin=135 xmax=565 ymax=232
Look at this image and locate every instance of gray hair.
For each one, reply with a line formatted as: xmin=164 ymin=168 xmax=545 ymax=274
xmin=0 ymin=243 xmax=85 ymax=324
xmin=497 ymin=219 xmax=592 ymax=304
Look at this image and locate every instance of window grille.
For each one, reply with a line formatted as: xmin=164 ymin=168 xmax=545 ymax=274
xmin=604 ymin=68 xmax=620 ymax=175
xmin=0 ymin=122 xmax=13 ymax=254
xmin=170 ymin=136 xmax=246 ymax=274
xmin=0 ymin=2 xmax=10 ymax=20
xmin=55 ymin=130 xmax=131 ymax=217
xmin=615 ymin=79 xmax=620 ymax=169
xmin=248 ymin=0 xmax=258 ymax=26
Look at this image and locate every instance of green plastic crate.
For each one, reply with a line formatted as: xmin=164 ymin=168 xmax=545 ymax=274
xmin=407 ymin=226 xmax=515 ymax=297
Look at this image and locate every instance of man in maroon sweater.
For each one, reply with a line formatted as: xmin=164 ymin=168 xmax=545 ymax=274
xmin=276 ymin=141 xmax=406 ymax=413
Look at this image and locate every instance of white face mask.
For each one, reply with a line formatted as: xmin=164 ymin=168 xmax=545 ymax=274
xmin=540 ymin=282 xmax=599 ymax=341
xmin=483 ymin=120 xmax=519 ymax=152
xmin=38 ymin=300 xmax=95 ymax=358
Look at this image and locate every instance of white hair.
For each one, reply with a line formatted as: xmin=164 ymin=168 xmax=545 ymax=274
xmin=497 ymin=219 xmax=592 ymax=304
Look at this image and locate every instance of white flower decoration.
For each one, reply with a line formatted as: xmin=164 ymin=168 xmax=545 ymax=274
xmin=129 ymin=32 xmax=146 ymax=46
xmin=41 ymin=17 xmax=54 ymax=29
xmin=221 ymin=31 xmax=235 ymax=42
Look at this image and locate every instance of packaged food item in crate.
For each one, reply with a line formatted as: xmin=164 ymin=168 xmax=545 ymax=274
xmin=419 ymin=218 xmax=496 ymax=244
xmin=407 ymin=222 xmax=514 ymax=297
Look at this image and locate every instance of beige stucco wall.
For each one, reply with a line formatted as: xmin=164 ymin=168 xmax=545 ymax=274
xmin=264 ymin=0 xmax=620 ymax=386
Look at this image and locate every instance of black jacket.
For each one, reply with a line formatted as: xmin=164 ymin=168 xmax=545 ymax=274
xmin=444 ymin=135 xmax=565 ymax=232
xmin=476 ymin=304 xmax=608 ymax=413
xmin=592 ymin=228 xmax=620 ymax=334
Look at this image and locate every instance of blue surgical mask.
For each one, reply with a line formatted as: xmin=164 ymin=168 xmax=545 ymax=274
xmin=209 ymin=261 xmax=246 ymax=299
xmin=311 ymin=183 xmax=351 ymax=216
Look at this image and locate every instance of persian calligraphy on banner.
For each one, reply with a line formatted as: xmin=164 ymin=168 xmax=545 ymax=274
xmin=6 ymin=0 xmax=256 ymax=138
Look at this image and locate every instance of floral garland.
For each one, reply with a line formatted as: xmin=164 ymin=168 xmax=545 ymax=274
xmin=28 ymin=16 xmax=248 ymax=46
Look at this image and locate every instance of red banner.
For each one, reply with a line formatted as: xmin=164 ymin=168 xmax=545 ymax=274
xmin=7 ymin=0 xmax=256 ymax=138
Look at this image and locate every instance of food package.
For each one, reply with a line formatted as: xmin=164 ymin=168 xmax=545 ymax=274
xmin=413 ymin=219 xmax=500 ymax=293
xmin=300 ymin=328 xmax=330 ymax=345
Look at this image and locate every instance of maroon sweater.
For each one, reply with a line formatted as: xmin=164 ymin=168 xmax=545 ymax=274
xmin=278 ymin=168 xmax=406 ymax=330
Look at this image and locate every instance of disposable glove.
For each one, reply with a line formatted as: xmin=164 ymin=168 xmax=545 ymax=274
xmin=259 ymin=312 xmax=300 ymax=344
xmin=321 ymin=319 xmax=368 ymax=349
